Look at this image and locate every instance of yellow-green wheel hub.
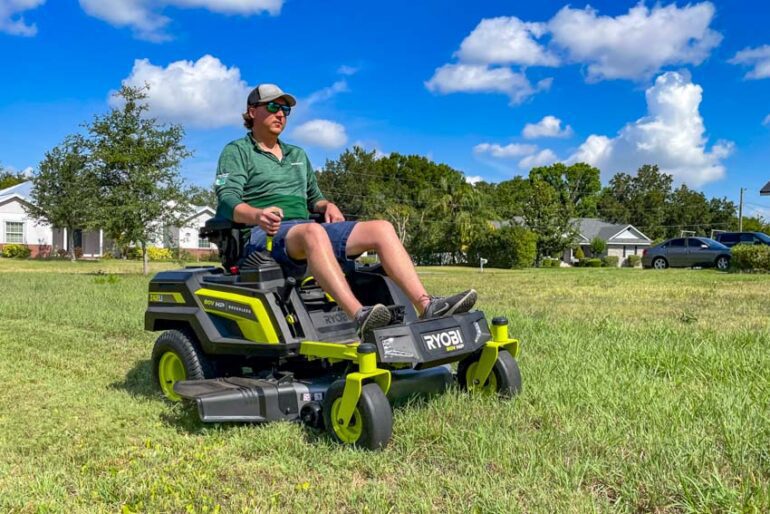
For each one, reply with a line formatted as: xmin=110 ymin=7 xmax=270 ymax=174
xmin=466 ymin=361 xmax=498 ymax=394
xmin=158 ymin=351 xmax=186 ymax=402
xmin=330 ymin=398 xmax=363 ymax=444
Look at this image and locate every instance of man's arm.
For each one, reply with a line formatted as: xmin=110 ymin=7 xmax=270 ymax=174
xmin=312 ymin=199 xmax=345 ymax=223
xmin=233 ymin=204 xmax=284 ymax=235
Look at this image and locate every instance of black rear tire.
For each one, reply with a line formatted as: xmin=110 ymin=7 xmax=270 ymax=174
xmin=652 ymin=257 xmax=668 ymax=270
xmin=151 ymin=329 xmax=215 ymax=401
xmin=322 ymin=380 xmax=393 ymax=450
xmin=458 ymin=349 xmax=522 ymax=397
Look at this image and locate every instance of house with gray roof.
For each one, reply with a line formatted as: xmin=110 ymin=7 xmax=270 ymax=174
xmin=563 ymin=218 xmax=652 ymax=266
xmin=761 ymin=180 xmax=770 ymax=196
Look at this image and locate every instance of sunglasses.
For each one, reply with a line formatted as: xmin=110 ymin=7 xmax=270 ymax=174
xmin=260 ymin=101 xmax=291 ymax=116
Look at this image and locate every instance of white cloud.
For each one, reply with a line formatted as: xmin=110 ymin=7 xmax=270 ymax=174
xmin=115 ymin=55 xmax=251 ymax=128
xmin=425 ymin=64 xmax=550 ymax=104
xmin=304 ymin=80 xmax=348 ymax=107
xmin=0 ymin=0 xmax=45 ymax=36
xmin=474 ymin=142 xmax=537 ymax=158
xmin=457 ymin=17 xmax=559 ymax=66
xmin=519 ymin=149 xmax=557 ymax=170
xmin=764 ymin=114 xmax=770 ymax=126
xmin=523 ymin=115 xmax=573 ymax=139
xmin=568 ymin=71 xmax=732 ymax=187
xmin=337 ymin=65 xmax=359 ymax=76
xmin=352 ymin=140 xmax=388 ymax=160
xmin=548 ymin=2 xmax=721 ymax=81
xmin=292 ymin=119 xmax=347 ymax=149
xmin=465 ymin=175 xmax=484 ymax=185
xmin=427 ymin=2 xmax=721 ymax=97
xmin=79 ymin=0 xmax=282 ymax=41
xmin=729 ymin=45 xmax=770 ymax=80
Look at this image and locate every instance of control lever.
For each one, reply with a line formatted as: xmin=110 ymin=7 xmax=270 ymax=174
xmin=279 ymin=276 xmax=297 ymax=305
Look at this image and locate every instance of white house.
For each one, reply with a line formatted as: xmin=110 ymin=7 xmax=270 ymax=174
xmin=0 ymin=181 xmax=217 ymax=258
xmin=159 ymin=205 xmax=218 ymax=258
xmin=563 ymin=218 xmax=653 ymax=266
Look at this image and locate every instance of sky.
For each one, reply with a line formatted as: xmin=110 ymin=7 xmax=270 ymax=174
xmin=1 ymin=0 xmax=770 ymax=218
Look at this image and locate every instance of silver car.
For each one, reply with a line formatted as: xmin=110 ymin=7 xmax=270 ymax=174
xmin=642 ymin=237 xmax=731 ymax=270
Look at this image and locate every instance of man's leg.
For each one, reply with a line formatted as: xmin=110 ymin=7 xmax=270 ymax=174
xmin=284 ymin=223 xmax=362 ymax=318
xmin=345 ymin=220 xmax=432 ymax=314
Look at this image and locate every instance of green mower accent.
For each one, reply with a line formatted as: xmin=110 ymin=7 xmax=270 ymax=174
xmin=464 ymin=360 xmax=499 ymax=394
xmin=330 ymin=398 xmax=364 ymax=443
xmin=158 ymin=351 xmax=186 ymax=401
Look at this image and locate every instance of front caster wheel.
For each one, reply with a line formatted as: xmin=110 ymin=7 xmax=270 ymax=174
xmin=322 ymin=380 xmax=393 ymax=450
xmin=458 ymin=349 xmax=522 ymax=397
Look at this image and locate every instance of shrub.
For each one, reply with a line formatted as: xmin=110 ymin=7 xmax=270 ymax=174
xmin=574 ymin=246 xmax=585 ymax=260
xmin=147 ymin=246 xmax=174 ymax=261
xmin=627 ymin=255 xmax=642 ymax=268
xmin=126 ymin=246 xmax=174 ymax=261
xmin=589 ymin=237 xmax=607 ymax=257
xmin=467 ymin=226 xmax=537 ymax=269
xmin=541 ymin=258 xmax=561 ymax=268
xmin=1 ymin=244 xmax=31 ymax=259
xmin=731 ymin=244 xmax=770 ymax=272
xmin=579 ymin=258 xmax=602 ymax=267
xmin=601 ymin=255 xmax=619 ymax=267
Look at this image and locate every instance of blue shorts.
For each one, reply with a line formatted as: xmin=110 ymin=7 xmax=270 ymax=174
xmin=243 ymin=220 xmax=359 ymax=276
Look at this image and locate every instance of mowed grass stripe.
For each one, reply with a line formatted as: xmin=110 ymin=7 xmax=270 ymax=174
xmin=0 ymin=262 xmax=769 ymax=511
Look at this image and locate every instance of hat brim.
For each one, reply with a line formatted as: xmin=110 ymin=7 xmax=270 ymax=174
xmin=251 ymin=92 xmax=297 ymax=107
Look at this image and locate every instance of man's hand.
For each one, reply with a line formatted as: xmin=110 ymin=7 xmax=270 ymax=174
xmin=323 ymin=202 xmax=345 ymax=223
xmin=257 ymin=206 xmax=283 ymax=235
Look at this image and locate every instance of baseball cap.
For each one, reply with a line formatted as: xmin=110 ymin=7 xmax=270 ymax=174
xmin=247 ymin=84 xmax=297 ymax=107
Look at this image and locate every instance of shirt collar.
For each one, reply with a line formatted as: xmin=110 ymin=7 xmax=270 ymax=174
xmin=247 ymin=133 xmax=290 ymax=157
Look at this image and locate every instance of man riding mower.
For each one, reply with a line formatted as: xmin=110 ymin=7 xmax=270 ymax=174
xmin=143 ymin=83 xmax=522 ymax=450
xmin=145 ymin=217 xmax=522 ymax=450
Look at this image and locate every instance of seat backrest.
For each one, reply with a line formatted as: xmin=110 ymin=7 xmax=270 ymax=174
xmin=199 ymin=217 xmax=247 ymax=269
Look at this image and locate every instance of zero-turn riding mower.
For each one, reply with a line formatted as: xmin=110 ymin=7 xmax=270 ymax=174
xmin=144 ymin=217 xmax=522 ymax=450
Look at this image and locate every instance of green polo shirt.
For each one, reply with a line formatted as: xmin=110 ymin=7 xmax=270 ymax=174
xmin=215 ymin=134 xmax=325 ymax=221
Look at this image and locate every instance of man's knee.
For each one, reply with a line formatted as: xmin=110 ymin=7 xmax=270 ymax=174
xmin=367 ymin=220 xmax=398 ymax=247
xmin=296 ymin=222 xmax=330 ymax=247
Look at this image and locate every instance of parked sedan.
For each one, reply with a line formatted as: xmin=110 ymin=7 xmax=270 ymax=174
xmin=642 ymin=237 xmax=731 ymax=270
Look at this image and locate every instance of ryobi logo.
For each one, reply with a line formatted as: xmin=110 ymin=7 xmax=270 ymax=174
xmin=422 ymin=328 xmax=465 ymax=352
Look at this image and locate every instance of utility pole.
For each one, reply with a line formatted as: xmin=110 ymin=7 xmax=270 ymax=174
xmin=739 ymin=187 xmax=745 ymax=231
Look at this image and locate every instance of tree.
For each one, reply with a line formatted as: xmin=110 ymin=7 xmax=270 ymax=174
xmin=529 ymin=162 xmax=602 ymax=217
xmin=26 ymin=136 xmax=99 ymax=261
xmin=589 ymin=237 xmax=607 ymax=257
xmin=87 ymin=85 xmax=192 ymax=275
xmin=467 ymin=225 xmax=536 ymax=269
xmin=598 ymin=165 xmax=672 ymax=240
xmin=522 ymin=178 xmax=577 ymax=263
xmin=0 ymin=166 xmax=27 ymax=190
xmin=188 ymin=185 xmax=217 ymax=208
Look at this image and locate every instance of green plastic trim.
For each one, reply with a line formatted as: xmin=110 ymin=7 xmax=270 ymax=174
xmin=158 ymin=351 xmax=185 ymax=401
xmin=470 ymin=339 xmax=519 ymax=392
xmin=300 ymin=341 xmax=391 ymax=428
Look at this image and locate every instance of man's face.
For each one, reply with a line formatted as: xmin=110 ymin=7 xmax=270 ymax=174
xmin=248 ymin=97 xmax=289 ymax=136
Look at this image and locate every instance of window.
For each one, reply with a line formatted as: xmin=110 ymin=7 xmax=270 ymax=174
xmin=5 ymin=222 xmax=23 ymax=243
xmin=719 ymin=233 xmax=738 ymax=243
xmin=739 ymin=233 xmax=756 ymax=244
xmin=687 ymin=238 xmax=706 ymax=248
xmin=669 ymin=238 xmax=686 ymax=247
xmin=198 ymin=236 xmax=210 ymax=249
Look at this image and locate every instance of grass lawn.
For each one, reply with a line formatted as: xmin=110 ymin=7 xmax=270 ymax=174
xmin=0 ymin=259 xmax=769 ymax=512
